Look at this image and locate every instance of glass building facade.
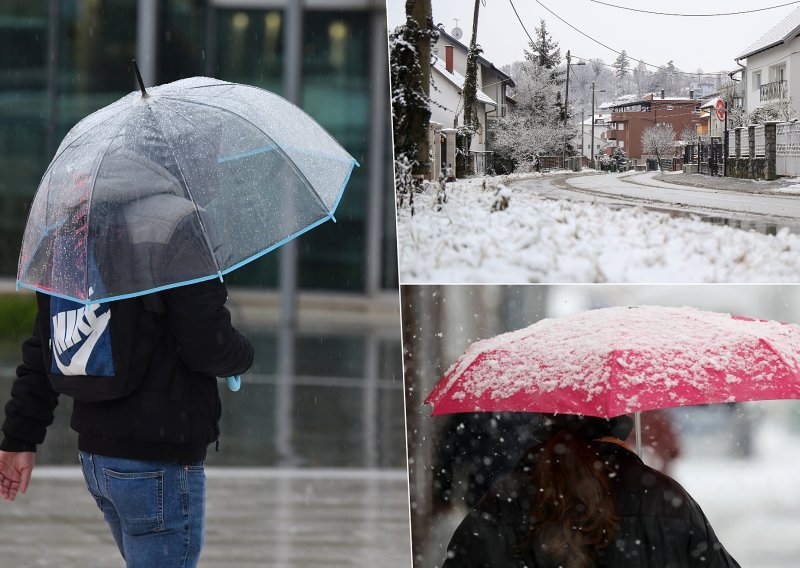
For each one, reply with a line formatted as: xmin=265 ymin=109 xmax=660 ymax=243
xmin=0 ymin=0 xmax=402 ymax=468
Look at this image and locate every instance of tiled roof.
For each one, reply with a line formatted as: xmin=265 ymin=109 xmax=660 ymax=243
xmin=431 ymin=55 xmax=497 ymax=107
xmin=738 ymin=6 xmax=800 ymax=59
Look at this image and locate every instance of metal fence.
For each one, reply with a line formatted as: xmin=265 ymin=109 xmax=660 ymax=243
xmin=754 ymin=125 xmax=766 ymax=157
xmin=469 ymin=151 xmax=494 ymax=175
xmin=777 ymin=121 xmax=800 ymax=177
xmin=728 ymin=130 xmax=736 ymax=158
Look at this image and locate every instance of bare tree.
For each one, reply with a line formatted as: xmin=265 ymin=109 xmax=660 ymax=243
xmin=641 ymin=124 xmax=676 ymax=169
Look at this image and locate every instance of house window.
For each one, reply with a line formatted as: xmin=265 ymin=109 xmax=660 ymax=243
xmin=619 ymin=141 xmax=625 ymax=148
xmin=618 ymin=123 xmax=625 ymax=131
xmin=755 ymin=71 xmax=762 ymax=90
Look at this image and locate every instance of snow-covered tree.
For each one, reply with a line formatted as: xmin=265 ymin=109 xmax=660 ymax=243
xmin=641 ymin=125 xmax=677 ymax=167
xmin=613 ymin=50 xmax=630 ymax=95
xmin=525 ymin=20 xmax=560 ymax=70
xmin=632 ymin=61 xmax=650 ymax=99
xmin=680 ymin=124 xmax=700 ymax=146
xmin=493 ymin=61 xmax=576 ymax=168
xmin=390 ymin=0 xmax=437 ymax=202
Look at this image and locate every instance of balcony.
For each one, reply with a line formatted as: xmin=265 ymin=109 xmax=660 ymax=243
xmin=760 ymin=80 xmax=787 ymax=102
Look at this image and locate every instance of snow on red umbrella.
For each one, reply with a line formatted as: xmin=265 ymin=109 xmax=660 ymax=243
xmin=425 ymin=306 xmax=800 ymax=419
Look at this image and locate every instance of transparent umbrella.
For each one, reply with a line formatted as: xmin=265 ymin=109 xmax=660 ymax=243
xmin=17 ymin=71 xmax=357 ymax=305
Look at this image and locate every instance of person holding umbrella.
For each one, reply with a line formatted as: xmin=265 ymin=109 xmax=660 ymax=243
xmin=442 ymin=414 xmax=740 ymax=567
xmin=0 ymin=68 xmax=357 ymax=567
xmin=0 ymin=107 xmax=255 ymax=566
xmin=425 ymin=304 xmax=800 ymax=567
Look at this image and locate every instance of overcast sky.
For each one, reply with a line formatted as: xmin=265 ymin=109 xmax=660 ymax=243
xmin=386 ymin=0 xmax=797 ymax=74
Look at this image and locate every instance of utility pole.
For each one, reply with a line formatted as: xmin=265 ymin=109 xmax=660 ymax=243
xmin=581 ymin=108 xmax=585 ymax=160
xmin=563 ymin=50 xmax=571 ymax=168
xmin=591 ymin=81 xmax=596 ymax=169
xmin=460 ymin=0 xmax=481 ymax=175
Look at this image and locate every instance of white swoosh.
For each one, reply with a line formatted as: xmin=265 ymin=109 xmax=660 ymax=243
xmin=53 ymin=306 xmax=111 ymax=376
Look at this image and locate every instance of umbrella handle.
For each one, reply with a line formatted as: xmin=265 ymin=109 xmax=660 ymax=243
xmin=225 ymin=375 xmax=241 ymax=392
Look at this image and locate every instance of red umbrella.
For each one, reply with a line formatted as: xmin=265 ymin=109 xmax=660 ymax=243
xmin=426 ymin=306 xmax=800 ymax=418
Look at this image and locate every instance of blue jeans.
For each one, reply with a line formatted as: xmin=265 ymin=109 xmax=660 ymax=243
xmin=79 ymin=451 xmax=205 ymax=568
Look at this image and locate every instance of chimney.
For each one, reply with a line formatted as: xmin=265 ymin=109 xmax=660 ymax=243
xmin=661 ymin=89 xmax=665 ymax=99
xmin=689 ymin=89 xmax=694 ymax=99
xmin=445 ymin=45 xmax=454 ymax=73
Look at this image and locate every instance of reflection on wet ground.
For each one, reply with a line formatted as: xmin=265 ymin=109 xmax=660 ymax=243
xmin=0 ymin=325 xmax=406 ymax=469
xmin=0 ymin=468 xmax=412 ymax=568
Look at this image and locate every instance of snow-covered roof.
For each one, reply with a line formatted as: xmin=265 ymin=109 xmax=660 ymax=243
xmin=432 ymin=55 xmax=497 ymax=107
xmin=436 ymin=28 xmax=516 ymax=87
xmin=738 ymin=6 xmax=800 ymax=60
xmin=700 ymin=97 xmax=723 ymax=109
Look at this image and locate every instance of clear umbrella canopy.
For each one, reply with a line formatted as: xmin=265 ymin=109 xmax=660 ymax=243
xmin=17 ymin=76 xmax=357 ymax=304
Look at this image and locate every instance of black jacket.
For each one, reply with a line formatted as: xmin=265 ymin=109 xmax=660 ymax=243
xmin=443 ymin=441 xmax=740 ymax=568
xmin=1 ymin=279 xmax=253 ymax=463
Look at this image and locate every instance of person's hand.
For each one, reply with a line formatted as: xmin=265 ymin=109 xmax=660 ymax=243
xmin=0 ymin=451 xmax=35 ymax=501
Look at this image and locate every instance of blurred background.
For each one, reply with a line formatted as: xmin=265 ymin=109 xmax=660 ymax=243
xmin=0 ymin=0 xmax=401 ymax=468
xmin=403 ymin=285 xmax=800 ymax=568
xmin=0 ymin=2 xmax=408 ymax=567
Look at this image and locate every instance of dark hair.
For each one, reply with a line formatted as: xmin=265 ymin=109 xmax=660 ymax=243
xmin=522 ymin=419 xmax=623 ymax=568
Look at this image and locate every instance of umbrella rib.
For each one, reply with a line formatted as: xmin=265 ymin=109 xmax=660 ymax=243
xmin=158 ymin=94 xmax=330 ymax=215
xmin=154 ymin=101 xmax=280 ymax=257
xmin=163 ymin=81 xmax=353 ymax=159
xmin=147 ymin=104 xmax=224 ymax=278
xmin=83 ymin=113 xmax=134 ymax=302
xmin=35 ymin=105 xmax=130 ymax=202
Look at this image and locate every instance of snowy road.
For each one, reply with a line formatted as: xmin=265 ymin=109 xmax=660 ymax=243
xmin=513 ymin=172 xmax=800 ymax=229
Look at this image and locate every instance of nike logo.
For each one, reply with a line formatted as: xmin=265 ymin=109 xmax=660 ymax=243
xmin=51 ymin=303 xmax=111 ymax=376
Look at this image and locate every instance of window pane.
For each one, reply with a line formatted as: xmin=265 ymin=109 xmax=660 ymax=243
xmin=298 ymin=11 xmax=371 ymax=291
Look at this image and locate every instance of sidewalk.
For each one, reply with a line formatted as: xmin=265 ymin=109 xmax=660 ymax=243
xmin=0 ymin=467 xmax=412 ymax=568
xmin=652 ymin=171 xmax=800 ymax=194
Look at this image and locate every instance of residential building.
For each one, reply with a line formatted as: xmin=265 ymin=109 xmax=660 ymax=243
xmin=429 ymin=26 xmax=514 ymax=154
xmin=736 ymin=6 xmax=800 ymax=118
xmin=606 ymin=93 xmax=702 ymax=160
xmin=573 ymin=111 xmax=611 ymax=160
xmin=429 ymin=52 xmax=498 ymax=151
xmin=699 ymin=97 xmax=726 ymax=139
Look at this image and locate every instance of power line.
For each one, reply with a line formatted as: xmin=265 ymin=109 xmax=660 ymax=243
xmin=589 ymin=0 xmax=800 ymax=17
xmin=508 ymin=0 xmax=535 ymax=44
xmin=532 ymin=0 xmax=729 ymax=77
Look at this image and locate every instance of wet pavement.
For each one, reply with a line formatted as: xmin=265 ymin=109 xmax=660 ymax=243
xmin=0 ymin=467 xmax=412 ymax=568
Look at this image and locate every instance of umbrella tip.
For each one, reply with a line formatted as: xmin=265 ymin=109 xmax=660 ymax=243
xmin=132 ymin=59 xmax=148 ymax=97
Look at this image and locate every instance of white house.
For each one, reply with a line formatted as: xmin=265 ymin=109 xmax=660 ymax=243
xmin=573 ymin=111 xmax=611 ymax=160
xmin=699 ymin=97 xmax=726 ymax=139
xmin=736 ymin=6 xmax=800 ymax=118
xmin=429 ymin=26 xmax=515 ymax=153
xmin=429 ymin=53 xmax=498 ymax=152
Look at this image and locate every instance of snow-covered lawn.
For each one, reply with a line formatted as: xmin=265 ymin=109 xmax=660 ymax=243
xmin=397 ymin=176 xmax=800 ymax=283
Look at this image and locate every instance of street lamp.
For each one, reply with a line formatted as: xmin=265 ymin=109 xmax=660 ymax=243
xmin=563 ymin=50 xmax=586 ymax=168
xmin=590 ymin=82 xmax=606 ymax=169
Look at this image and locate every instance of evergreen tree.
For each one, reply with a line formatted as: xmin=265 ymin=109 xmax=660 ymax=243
xmin=525 ymin=20 xmax=561 ymax=69
xmin=613 ymin=50 xmax=630 ymax=94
